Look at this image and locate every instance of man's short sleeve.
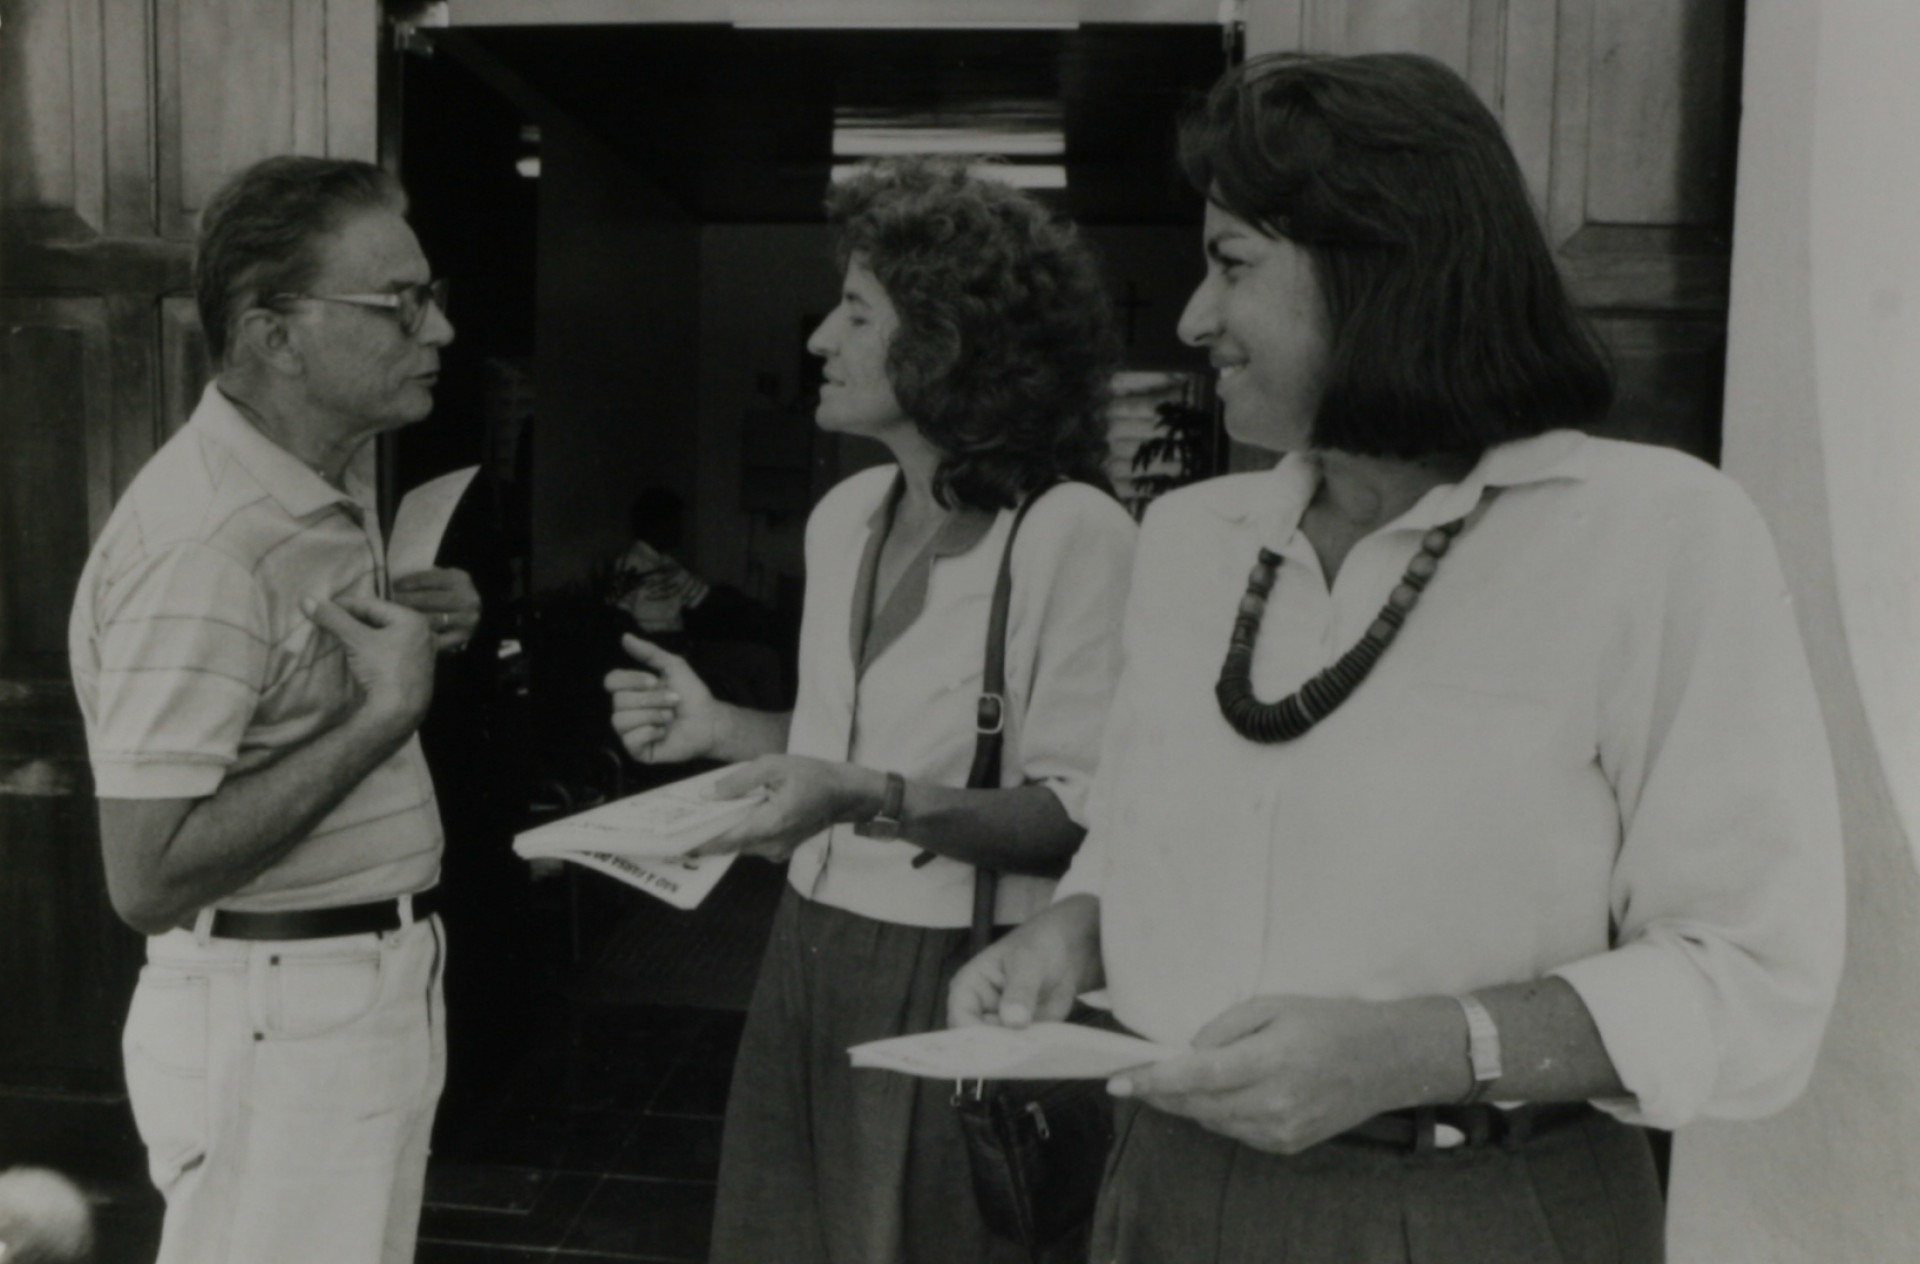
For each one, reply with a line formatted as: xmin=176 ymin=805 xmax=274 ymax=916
xmin=87 ymin=543 xmax=271 ymax=798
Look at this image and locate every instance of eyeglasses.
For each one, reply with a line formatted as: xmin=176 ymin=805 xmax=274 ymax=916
xmin=269 ymin=278 xmax=451 ymax=337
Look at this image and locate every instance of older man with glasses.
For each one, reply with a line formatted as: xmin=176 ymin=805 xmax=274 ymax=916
xmin=68 ymin=155 xmax=476 ymax=1264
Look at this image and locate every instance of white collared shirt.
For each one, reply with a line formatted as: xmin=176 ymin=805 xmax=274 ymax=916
xmin=1057 ymin=431 xmax=1844 ymax=1129
xmin=786 ymin=466 xmax=1137 ymax=928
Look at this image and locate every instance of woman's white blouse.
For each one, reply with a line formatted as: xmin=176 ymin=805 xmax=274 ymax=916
xmin=1056 ymin=431 xmax=1844 ymax=1130
xmin=787 ymin=466 xmax=1137 ymax=929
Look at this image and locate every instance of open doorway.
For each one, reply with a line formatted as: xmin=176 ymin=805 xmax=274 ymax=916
xmin=399 ymin=21 xmax=1226 ymax=595
xmin=389 ymin=16 xmax=1229 ymax=1214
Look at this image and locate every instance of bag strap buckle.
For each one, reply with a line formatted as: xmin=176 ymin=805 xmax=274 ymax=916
xmin=976 ymin=693 xmax=1005 ymax=736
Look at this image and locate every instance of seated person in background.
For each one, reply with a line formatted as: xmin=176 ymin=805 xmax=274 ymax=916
xmin=608 ymin=535 xmax=708 ymax=635
xmin=605 ymin=156 xmax=1137 ymax=1264
xmin=608 ymin=487 xmax=793 ymax=711
xmin=609 ymin=487 xmax=711 ymax=637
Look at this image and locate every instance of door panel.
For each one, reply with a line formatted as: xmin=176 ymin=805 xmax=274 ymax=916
xmin=0 ymin=766 xmax=122 ymax=1092
xmin=1249 ymin=0 xmax=1742 ymax=464
xmin=1311 ymin=0 xmax=1478 ymax=81
xmin=0 ymin=298 xmax=113 ymax=659
xmin=159 ymin=0 xmax=331 ymax=239
xmin=1585 ymin=0 xmax=1733 ymax=226
xmin=0 ymin=0 xmax=380 ymax=1098
xmin=0 ymin=0 xmax=109 ymax=235
xmin=1590 ymin=314 xmax=1728 ymax=460
xmin=1546 ymin=0 xmax=1737 ymax=317
xmin=160 ymin=297 xmax=210 ymax=438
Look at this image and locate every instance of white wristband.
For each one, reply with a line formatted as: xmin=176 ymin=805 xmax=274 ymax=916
xmin=1454 ymin=993 xmax=1503 ymax=1105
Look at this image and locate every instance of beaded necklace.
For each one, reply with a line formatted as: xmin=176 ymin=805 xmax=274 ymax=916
xmin=1214 ymin=486 xmax=1499 ymax=744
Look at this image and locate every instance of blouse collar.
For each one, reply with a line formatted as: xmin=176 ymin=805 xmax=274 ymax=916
xmin=1211 ymin=429 xmax=1593 ymax=540
xmin=848 ymin=469 xmax=997 ymax=675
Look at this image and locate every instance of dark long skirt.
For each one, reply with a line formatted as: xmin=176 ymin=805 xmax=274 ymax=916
xmin=710 ymin=886 xmax=1065 ymax=1264
xmin=1091 ymin=1099 xmax=1665 ymax=1264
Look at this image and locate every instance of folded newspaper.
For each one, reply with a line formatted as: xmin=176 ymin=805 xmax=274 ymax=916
xmin=849 ymin=1022 xmax=1180 ymax=1081
xmin=511 ymin=764 xmax=763 ymax=909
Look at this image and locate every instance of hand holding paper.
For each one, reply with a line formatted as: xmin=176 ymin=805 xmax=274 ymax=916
xmin=947 ymin=895 xmax=1105 ymax=1031
xmin=511 ymin=764 xmax=768 ymax=909
xmin=387 ymin=466 xmax=481 ymax=652
xmin=391 ymin=567 xmax=480 ymax=653
xmin=387 ymin=467 xmax=478 ymax=579
xmin=687 ymin=754 xmax=880 ymax=864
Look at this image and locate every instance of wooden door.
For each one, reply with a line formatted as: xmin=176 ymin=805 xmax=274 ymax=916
xmin=0 ymin=0 xmax=380 ymax=1098
xmin=1246 ymin=0 xmax=1742 ymax=463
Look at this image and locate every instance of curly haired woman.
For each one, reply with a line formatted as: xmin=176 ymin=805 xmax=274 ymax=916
xmin=606 ymin=157 xmax=1137 ymax=1264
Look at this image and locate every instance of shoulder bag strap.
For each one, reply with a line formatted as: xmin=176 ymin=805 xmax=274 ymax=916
xmin=967 ymin=489 xmax=1047 ymax=958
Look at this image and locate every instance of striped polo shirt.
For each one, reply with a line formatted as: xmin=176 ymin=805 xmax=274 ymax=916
xmin=69 ymin=383 xmax=442 ymax=913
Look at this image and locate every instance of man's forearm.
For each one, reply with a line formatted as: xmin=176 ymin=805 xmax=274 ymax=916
xmin=104 ymin=709 xmax=418 ymax=932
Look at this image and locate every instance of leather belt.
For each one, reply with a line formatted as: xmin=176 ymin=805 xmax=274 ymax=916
xmin=1335 ymin=1102 xmax=1594 ymax=1152
xmin=207 ymin=889 xmax=441 ymax=941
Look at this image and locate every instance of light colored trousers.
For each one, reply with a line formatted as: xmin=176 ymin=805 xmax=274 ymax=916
xmin=124 ymin=907 xmax=447 ymax=1264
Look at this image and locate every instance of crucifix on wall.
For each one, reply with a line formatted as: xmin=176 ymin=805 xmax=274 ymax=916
xmin=1117 ymin=280 xmax=1152 ymax=348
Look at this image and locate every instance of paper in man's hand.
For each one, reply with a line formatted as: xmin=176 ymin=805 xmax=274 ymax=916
xmin=388 ymin=466 xmax=479 ymax=578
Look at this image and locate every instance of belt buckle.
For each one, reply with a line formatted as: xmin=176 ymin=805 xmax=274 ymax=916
xmin=1411 ymin=1108 xmax=1458 ymax=1153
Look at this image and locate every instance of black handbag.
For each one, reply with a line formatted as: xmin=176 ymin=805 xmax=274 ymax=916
xmin=949 ymin=489 xmax=1116 ymax=1258
xmin=953 ymin=1069 xmax=1114 ymax=1256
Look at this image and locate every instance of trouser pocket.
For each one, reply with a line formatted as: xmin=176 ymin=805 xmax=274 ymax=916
xmin=250 ymin=938 xmax=429 ymax=1120
xmin=123 ymin=968 xmax=211 ymax=1195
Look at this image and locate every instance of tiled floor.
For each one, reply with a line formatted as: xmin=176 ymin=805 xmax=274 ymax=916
xmin=29 ymin=1002 xmax=745 ymax=1264
xmin=417 ymin=1005 xmax=744 ymax=1264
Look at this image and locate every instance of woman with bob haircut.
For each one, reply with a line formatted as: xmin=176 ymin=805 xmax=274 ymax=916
xmin=607 ymin=156 xmax=1135 ymax=1263
xmin=953 ymin=53 xmax=1842 ymax=1261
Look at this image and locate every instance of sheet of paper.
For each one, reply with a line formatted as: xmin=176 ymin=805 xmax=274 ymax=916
xmin=555 ymin=848 xmax=738 ymax=911
xmin=387 ymin=466 xmax=479 ymax=578
xmin=513 ymin=764 xmax=763 ymax=861
xmin=848 ymin=1022 xmax=1181 ymax=1081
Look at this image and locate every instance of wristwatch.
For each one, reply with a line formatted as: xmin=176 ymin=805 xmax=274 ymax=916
xmin=1454 ymin=993 xmax=1503 ymax=1105
xmin=853 ymin=771 xmax=906 ymax=840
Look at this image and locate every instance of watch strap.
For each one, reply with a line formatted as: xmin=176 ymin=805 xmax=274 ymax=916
xmin=854 ymin=771 xmax=906 ymax=839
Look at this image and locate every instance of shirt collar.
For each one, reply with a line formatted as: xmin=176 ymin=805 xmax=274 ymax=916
xmin=189 ymin=382 xmax=373 ymax=520
xmin=1208 ymin=429 xmax=1592 ymax=537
